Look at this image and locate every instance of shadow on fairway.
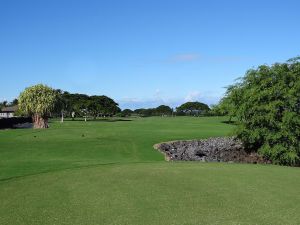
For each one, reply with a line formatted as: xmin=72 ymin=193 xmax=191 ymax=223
xmin=55 ymin=118 xmax=133 ymax=122
xmin=90 ymin=119 xmax=132 ymax=122
xmin=221 ymin=120 xmax=238 ymax=125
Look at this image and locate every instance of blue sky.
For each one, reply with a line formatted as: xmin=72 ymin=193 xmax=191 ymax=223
xmin=0 ymin=0 xmax=299 ymax=109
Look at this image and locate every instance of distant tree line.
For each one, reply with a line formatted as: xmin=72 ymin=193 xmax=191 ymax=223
xmin=120 ymin=102 xmax=211 ymax=117
xmin=16 ymin=85 xmax=121 ymax=128
xmin=213 ymin=57 xmax=300 ymax=166
xmin=0 ymin=99 xmax=18 ymax=108
xmin=131 ymin=105 xmax=173 ymax=117
xmin=12 ymin=84 xmax=212 ymax=124
xmin=13 ymin=84 xmax=212 ymax=128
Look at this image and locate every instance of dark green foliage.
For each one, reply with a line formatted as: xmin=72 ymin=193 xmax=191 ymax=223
xmin=88 ymin=95 xmax=121 ymax=118
xmin=134 ymin=102 xmax=211 ymax=117
xmin=155 ymin=105 xmax=173 ymax=116
xmin=133 ymin=108 xmax=154 ymax=117
xmin=214 ymin=84 xmax=244 ymax=121
xmin=176 ymin=101 xmax=210 ymax=116
xmin=222 ymin=58 xmax=300 ymax=166
xmin=53 ymin=91 xmax=120 ymax=118
xmin=133 ymin=105 xmax=173 ymax=117
xmin=121 ymin=109 xmax=133 ymax=117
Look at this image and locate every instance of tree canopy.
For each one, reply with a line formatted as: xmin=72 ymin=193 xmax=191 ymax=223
xmin=53 ymin=91 xmax=121 ymax=118
xmin=176 ymin=102 xmax=210 ymax=116
xmin=220 ymin=58 xmax=300 ymax=166
xmin=121 ymin=109 xmax=134 ymax=117
xmin=155 ymin=105 xmax=173 ymax=116
xmin=18 ymin=84 xmax=57 ymax=128
xmin=133 ymin=105 xmax=173 ymax=117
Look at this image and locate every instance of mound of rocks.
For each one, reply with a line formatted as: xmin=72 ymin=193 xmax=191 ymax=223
xmin=155 ymin=137 xmax=266 ymax=164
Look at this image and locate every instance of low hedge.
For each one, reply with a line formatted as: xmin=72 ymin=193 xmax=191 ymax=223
xmin=0 ymin=117 xmax=32 ymax=129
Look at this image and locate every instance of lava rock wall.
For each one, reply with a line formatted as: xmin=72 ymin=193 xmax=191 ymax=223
xmin=155 ymin=137 xmax=266 ymax=164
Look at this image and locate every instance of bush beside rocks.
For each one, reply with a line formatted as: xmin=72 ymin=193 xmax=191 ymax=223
xmin=155 ymin=137 xmax=267 ymax=164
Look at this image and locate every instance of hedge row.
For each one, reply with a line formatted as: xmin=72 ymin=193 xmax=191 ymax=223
xmin=0 ymin=117 xmax=32 ymax=129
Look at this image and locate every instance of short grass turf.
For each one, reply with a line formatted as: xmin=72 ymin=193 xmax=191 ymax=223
xmin=0 ymin=117 xmax=300 ymax=225
xmin=0 ymin=116 xmax=231 ymax=180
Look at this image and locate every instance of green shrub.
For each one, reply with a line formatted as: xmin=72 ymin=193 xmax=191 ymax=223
xmin=223 ymin=57 xmax=300 ymax=166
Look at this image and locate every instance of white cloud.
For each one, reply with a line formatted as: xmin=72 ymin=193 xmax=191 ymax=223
xmin=154 ymin=89 xmax=163 ymax=100
xmin=184 ymin=91 xmax=201 ymax=102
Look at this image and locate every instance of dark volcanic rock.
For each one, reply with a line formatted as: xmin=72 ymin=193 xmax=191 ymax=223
xmin=155 ymin=137 xmax=266 ymax=164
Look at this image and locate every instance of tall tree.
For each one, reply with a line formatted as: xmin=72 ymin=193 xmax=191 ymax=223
xmin=53 ymin=89 xmax=69 ymax=122
xmin=18 ymin=84 xmax=57 ymax=128
xmin=88 ymin=95 xmax=120 ymax=118
xmin=121 ymin=109 xmax=133 ymax=117
xmin=176 ymin=102 xmax=210 ymax=116
xmin=155 ymin=105 xmax=173 ymax=116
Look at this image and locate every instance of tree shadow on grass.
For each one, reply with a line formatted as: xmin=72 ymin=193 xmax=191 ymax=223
xmin=221 ymin=120 xmax=238 ymax=125
xmin=90 ymin=118 xmax=132 ymax=122
xmin=55 ymin=118 xmax=132 ymax=123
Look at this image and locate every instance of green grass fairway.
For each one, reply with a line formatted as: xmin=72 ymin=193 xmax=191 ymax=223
xmin=0 ymin=117 xmax=231 ymax=181
xmin=0 ymin=117 xmax=300 ymax=225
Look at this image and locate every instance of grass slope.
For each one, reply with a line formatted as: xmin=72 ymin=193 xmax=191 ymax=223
xmin=0 ymin=117 xmax=300 ymax=225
